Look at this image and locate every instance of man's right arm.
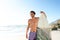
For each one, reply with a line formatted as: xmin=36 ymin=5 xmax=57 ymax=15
xmin=26 ymin=19 xmax=30 ymax=39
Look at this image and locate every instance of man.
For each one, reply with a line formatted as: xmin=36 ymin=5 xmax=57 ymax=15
xmin=26 ymin=11 xmax=38 ymax=40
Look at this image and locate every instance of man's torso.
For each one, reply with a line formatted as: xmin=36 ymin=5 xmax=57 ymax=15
xmin=29 ymin=17 xmax=38 ymax=32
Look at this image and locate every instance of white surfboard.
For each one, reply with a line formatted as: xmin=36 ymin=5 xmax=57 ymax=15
xmin=38 ymin=13 xmax=49 ymax=29
xmin=36 ymin=13 xmax=51 ymax=40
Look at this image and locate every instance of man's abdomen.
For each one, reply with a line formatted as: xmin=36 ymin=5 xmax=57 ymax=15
xmin=30 ymin=27 xmax=37 ymax=32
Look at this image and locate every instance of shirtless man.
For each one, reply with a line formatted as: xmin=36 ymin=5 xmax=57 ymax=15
xmin=26 ymin=11 xmax=38 ymax=40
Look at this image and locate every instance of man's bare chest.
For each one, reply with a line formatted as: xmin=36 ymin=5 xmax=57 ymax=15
xmin=30 ymin=19 xmax=38 ymax=24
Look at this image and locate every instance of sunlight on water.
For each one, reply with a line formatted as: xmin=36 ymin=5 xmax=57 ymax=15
xmin=0 ymin=25 xmax=27 ymax=40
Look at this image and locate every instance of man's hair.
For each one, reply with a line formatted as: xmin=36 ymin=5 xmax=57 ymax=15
xmin=30 ymin=11 xmax=36 ymax=15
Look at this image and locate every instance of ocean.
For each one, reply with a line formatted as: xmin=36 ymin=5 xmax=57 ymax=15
xmin=0 ymin=25 xmax=26 ymax=32
xmin=0 ymin=25 xmax=60 ymax=40
xmin=0 ymin=25 xmax=27 ymax=40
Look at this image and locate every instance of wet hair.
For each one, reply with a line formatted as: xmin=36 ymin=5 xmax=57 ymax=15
xmin=30 ymin=11 xmax=36 ymax=15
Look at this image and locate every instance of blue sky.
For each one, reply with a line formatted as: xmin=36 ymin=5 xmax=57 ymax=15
xmin=0 ymin=0 xmax=60 ymax=26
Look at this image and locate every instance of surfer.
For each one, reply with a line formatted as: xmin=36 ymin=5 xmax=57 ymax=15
xmin=26 ymin=11 xmax=39 ymax=40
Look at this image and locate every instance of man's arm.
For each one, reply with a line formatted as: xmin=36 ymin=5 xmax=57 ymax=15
xmin=26 ymin=24 xmax=30 ymax=34
xmin=35 ymin=17 xmax=39 ymax=21
xmin=26 ymin=19 xmax=30 ymax=39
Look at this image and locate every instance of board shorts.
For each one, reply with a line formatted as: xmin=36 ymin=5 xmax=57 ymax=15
xmin=29 ymin=32 xmax=36 ymax=40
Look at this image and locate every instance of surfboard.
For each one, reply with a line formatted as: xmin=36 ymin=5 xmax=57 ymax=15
xmin=36 ymin=13 xmax=51 ymax=40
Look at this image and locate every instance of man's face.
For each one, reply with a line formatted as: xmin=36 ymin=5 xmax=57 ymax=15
xmin=30 ymin=13 xmax=35 ymax=18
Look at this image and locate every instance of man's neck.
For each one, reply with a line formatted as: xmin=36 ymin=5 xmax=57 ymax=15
xmin=32 ymin=17 xmax=35 ymax=19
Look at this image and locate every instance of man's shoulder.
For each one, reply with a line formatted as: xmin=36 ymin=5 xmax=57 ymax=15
xmin=28 ymin=19 xmax=31 ymax=21
xmin=35 ymin=17 xmax=39 ymax=19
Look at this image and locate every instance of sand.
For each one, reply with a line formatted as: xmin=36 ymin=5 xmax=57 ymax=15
xmin=0 ymin=27 xmax=60 ymax=40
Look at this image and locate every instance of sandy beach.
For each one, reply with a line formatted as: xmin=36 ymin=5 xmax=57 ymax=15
xmin=51 ymin=31 xmax=60 ymax=40
xmin=0 ymin=26 xmax=27 ymax=40
xmin=0 ymin=31 xmax=27 ymax=40
xmin=0 ymin=26 xmax=60 ymax=40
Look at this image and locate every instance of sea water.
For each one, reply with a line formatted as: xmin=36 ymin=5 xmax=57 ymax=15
xmin=0 ymin=25 xmax=27 ymax=40
xmin=0 ymin=25 xmax=60 ymax=40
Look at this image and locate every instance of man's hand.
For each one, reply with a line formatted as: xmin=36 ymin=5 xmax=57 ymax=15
xmin=26 ymin=33 xmax=28 ymax=39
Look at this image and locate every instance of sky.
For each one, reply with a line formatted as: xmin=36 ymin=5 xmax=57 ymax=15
xmin=0 ymin=0 xmax=60 ymax=26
